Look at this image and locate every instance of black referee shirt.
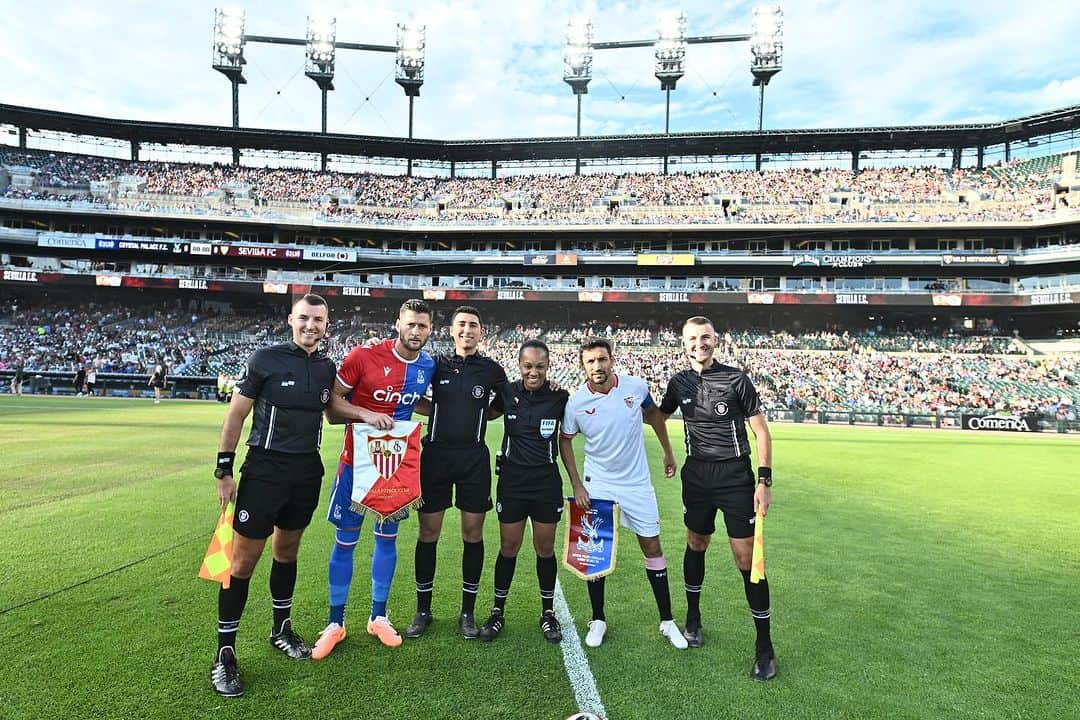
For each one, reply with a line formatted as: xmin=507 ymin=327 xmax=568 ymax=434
xmin=235 ymin=341 xmax=337 ymax=454
xmin=492 ymin=380 xmax=569 ymax=470
xmin=659 ymin=360 xmax=763 ymax=462
xmin=425 ymin=352 xmax=508 ymax=448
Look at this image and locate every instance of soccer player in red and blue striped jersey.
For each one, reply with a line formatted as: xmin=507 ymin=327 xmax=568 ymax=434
xmin=313 ymin=299 xmax=436 ymax=656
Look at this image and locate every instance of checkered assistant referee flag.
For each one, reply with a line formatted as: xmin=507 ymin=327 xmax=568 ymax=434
xmin=199 ymin=502 xmax=235 ymax=589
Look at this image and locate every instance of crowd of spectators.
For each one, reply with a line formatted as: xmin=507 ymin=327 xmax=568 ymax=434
xmin=2 ymin=302 xmax=1076 ymax=421
xmin=2 ymin=147 xmax=1071 ymax=226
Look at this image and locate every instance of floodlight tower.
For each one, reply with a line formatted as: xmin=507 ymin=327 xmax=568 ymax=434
xmin=395 ymin=23 xmax=425 ymax=176
xmin=305 ymin=17 xmax=336 ymax=132
xmin=655 ymin=12 xmax=687 ymax=174
xmin=751 ymin=6 xmax=783 ymax=170
xmin=211 ymin=7 xmax=247 ymax=164
xmin=305 ymin=15 xmax=336 ymax=171
xmin=563 ymin=18 xmax=594 ymax=175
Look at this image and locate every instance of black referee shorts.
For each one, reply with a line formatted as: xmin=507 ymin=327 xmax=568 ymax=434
xmin=419 ymin=444 xmax=493 ymax=514
xmin=495 ymin=465 xmax=563 ymax=525
xmin=680 ymin=456 xmax=756 ymax=539
xmin=234 ymin=448 xmax=325 ymax=539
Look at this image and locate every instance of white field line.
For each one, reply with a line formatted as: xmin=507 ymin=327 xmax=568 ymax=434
xmin=554 ymin=578 xmax=608 ymax=719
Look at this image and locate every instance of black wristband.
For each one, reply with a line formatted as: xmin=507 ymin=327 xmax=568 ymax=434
xmin=216 ymin=452 xmax=236 ymax=477
xmin=757 ymin=466 xmax=772 ymax=487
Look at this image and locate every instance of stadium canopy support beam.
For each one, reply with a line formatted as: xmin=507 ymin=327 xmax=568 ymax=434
xmin=977 ymin=146 xmax=984 ymax=170
xmin=450 ymin=160 xmax=456 ymax=179
xmin=18 ymin=126 xmax=26 ymax=149
xmin=131 ymin=141 xmax=140 ymax=162
xmin=952 ymin=147 xmax=962 ymax=170
xmin=1005 ymin=141 xmax=1011 ymax=162
xmin=491 ymin=160 xmax=496 ymax=179
xmin=851 ymin=150 xmax=860 ymax=172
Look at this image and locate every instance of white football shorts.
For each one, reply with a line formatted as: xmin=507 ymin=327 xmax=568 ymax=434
xmin=581 ymin=476 xmax=661 ymax=537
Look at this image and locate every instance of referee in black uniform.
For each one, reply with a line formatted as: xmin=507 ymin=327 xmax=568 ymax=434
xmin=405 ymin=306 xmax=508 ymax=640
xmin=210 ymin=294 xmax=337 ymax=697
xmin=477 ymin=339 xmax=570 ymax=644
xmin=658 ymin=315 xmax=777 ymax=681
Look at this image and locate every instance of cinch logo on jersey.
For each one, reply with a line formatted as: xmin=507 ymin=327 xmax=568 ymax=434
xmin=373 ymin=386 xmax=424 ymax=404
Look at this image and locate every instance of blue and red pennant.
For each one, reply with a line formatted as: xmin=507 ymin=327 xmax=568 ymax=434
xmin=562 ymin=497 xmax=620 ymax=580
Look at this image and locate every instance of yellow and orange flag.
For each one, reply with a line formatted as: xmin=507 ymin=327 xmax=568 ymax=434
xmin=199 ymin=502 xmax=235 ymax=589
xmin=750 ymin=509 xmax=766 ymax=584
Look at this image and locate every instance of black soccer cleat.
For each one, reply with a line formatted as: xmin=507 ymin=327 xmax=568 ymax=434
xmin=210 ymin=647 xmax=244 ymax=697
xmin=405 ymin=611 xmax=433 ymax=639
xmin=269 ymin=619 xmax=312 ymax=660
xmin=683 ymin=618 xmax=703 ymax=648
xmin=751 ymin=649 xmax=778 ymax=681
xmin=540 ymin=610 xmax=562 ymax=644
xmin=478 ymin=608 xmax=504 ymax=641
xmin=459 ymin=612 xmax=479 ymax=640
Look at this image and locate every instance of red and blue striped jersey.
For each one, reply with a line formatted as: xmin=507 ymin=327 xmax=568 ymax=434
xmin=336 ymin=339 xmax=435 ymax=465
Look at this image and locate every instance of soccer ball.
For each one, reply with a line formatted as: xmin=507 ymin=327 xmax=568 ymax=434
xmin=565 ymin=714 xmax=603 ymax=720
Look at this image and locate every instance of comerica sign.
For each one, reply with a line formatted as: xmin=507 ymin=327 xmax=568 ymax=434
xmin=961 ymin=414 xmax=1039 ymax=432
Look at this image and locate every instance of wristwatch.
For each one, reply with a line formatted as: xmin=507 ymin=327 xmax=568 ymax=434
xmin=213 ymin=467 xmax=230 ymax=479
xmin=757 ymin=467 xmax=773 ymax=487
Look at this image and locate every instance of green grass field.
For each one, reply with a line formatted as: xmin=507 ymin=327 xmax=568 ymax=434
xmin=1 ymin=396 xmax=1078 ymax=720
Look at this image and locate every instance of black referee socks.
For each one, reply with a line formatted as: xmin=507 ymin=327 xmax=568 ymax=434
xmin=217 ymin=575 xmax=251 ymax=654
xmin=683 ymin=546 xmax=706 ymax=623
xmin=269 ymin=560 xmax=297 ymax=634
xmin=415 ymin=540 xmax=438 ymax=614
xmin=461 ymin=540 xmax=483 ymax=615
xmin=739 ymin=568 xmax=772 ymax=654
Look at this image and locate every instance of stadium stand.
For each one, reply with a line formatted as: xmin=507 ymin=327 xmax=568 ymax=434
xmin=1 ymin=147 xmax=1072 ymax=225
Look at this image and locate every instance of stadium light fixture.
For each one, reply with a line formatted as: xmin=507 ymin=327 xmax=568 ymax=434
xmin=212 ymin=6 xmax=247 ymax=72
xmin=655 ymin=11 xmax=687 ymax=174
xmin=564 ymin=17 xmax=593 ymax=175
xmin=654 ymin=12 xmax=687 ymax=92
xmin=396 ymin=22 xmax=425 ymax=175
xmin=750 ymin=5 xmax=783 ymax=170
xmin=305 ymin=16 xmax=337 ymax=85
xmin=396 ymin=23 xmax=426 ymax=98
xmin=211 ymin=7 xmax=247 ymax=164
xmin=305 ymin=15 xmax=336 ymax=136
xmin=564 ymin=18 xmax=594 ymax=96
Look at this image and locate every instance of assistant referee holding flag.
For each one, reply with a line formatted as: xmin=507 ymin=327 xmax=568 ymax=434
xmin=657 ymin=315 xmax=778 ymax=681
xmin=209 ymin=294 xmax=337 ymax=697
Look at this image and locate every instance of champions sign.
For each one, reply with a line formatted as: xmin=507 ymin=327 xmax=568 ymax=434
xmin=351 ymin=420 xmax=423 ymax=521
xmin=562 ymin=498 xmax=619 ymax=580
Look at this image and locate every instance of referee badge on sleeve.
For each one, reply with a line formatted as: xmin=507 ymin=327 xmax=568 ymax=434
xmin=540 ymin=419 xmax=557 ymax=438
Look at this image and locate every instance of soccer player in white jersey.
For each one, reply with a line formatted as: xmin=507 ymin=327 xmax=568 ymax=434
xmin=558 ymin=337 xmax=688 ymax=649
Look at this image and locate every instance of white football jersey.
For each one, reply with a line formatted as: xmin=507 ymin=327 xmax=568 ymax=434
xmin=562 ymin=374 xmax=654 ymax=485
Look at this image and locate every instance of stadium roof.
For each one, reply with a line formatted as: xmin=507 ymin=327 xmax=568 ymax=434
xmin=2 ymin=103 xmax=1079 ymax=162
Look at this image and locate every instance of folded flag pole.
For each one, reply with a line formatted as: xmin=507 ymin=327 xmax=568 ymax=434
xmin=199 ymin=501 xmax=235 ymax=589
xmin=750 ymin=509 xmax=766 ymax=584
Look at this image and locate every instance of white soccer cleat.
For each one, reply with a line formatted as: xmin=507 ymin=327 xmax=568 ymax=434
xmin=660 ymin=619 xmax=689 ymax=650
xmin=585 ymin=619 xmax=607 ymax=648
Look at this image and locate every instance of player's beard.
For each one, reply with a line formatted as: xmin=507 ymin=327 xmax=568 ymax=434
xmin=400 ymin=334 xmax=427 ymax=352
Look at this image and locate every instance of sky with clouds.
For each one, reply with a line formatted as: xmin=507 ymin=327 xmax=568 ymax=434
xmin=1 ymin=0 xmax=1078 ymax=143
